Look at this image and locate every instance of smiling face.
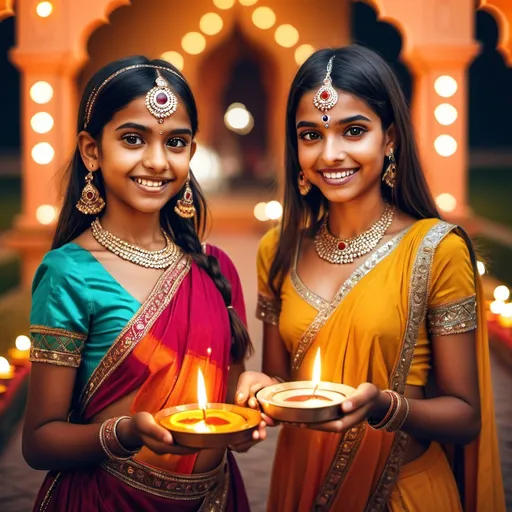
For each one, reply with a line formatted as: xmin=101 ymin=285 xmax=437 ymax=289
xmin=296 ymin=89 xmax=395 ymax=205
xmin=79 ymin=94 xmax=196 ymax=215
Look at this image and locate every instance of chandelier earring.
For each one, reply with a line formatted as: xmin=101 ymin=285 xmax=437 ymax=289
xmin=76 ymin=164 xmax=105 ymax=215
xmin=298 ymin=171 xmax=312 ymax=196
xmin=382 ymin=148 xmax=397 ymax=189
xmin=174 ymin=178 xmax=196 ymax=219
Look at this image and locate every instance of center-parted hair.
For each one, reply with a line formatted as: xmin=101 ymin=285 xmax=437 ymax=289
xmin=53 ymin=55 xmax=252 ymax=362
xmin=269 ymin=45 xmax=476 ymax=299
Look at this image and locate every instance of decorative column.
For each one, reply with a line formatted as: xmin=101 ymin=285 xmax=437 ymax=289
xmin=406 ymin=43 xmax=479 ymax=219
xmin=5 ymin=0 xmax=130 ymax=287
xmin=368 ymin=0 xmax=479 ymax=219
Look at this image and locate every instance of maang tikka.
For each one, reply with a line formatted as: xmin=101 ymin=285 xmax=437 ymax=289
xmin=313 ymin=56 xmax=338 ymax=128
xmin=145 ymin=71 xmax=178 ymax=123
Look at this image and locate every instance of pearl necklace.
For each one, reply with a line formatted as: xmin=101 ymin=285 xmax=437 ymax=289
xmin=91 ymin=218 xmax=181 ymax=269
xmin=314 ymin=204 xmax=394 ymax=264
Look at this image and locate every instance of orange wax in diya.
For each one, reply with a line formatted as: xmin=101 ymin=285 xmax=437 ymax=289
xmin=284 ymin=394 xmax=332 ymax=402
xmin=161 ymin=408 xmax=247 ymax=434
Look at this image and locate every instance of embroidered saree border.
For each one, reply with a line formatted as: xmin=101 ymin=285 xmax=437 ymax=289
xmin=292 ymin=229 xmax=409 ymax=371
xmin=100 ymin=455 xmax=226 ymax=501
xmin=311 ymin=426 xmax=366 ymax=511
xmin=364 ymin=221 xmax=455 ymax=512
xmin=427 ymin=294 xmax=477 ymax=336
xmin=78 ymin=255 xmax=191 ymax=414
xmin=38 ymin=472 xmax=62 ymax=512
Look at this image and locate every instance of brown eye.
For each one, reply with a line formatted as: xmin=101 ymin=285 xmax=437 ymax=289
xmin=167 ymin=137 xmax=187 ymax=148
xmin=345 ymin=126 xmax=366 ymax=137
xmin=299 ymin=131 xmax=321 ymax=141
xmin=122 ymin=134 xmax=143 ymax=145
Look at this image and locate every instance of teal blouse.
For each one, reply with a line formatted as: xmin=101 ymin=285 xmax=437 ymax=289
xmin=29 ymin=243 xmax=140 ymax=395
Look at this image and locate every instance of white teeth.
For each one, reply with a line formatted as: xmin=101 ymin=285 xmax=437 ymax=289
xmin=135 ymin=177 xmax=165 ymax=188
xmin=322 ymin=169 xmax=356 ymax=180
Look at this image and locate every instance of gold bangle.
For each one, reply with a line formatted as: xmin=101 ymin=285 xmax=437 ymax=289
xmin=99 ymin=416 xmax=140 ymax=461
xmin=368 ymin=390 xmax=396 ymax=429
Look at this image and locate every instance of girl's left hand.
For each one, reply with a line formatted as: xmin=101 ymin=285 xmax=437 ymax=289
xmin=300 ymin=383 xmax=387 ymax=433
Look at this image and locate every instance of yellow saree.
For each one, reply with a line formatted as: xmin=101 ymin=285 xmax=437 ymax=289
xmin=256 ymin=218 xmax=504 ymax=512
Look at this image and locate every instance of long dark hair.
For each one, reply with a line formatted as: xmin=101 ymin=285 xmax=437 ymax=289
xmin=53 ymin=55 xmax=252 ymax=362
xmin=269 ymin=45 xmax=477 ymax=298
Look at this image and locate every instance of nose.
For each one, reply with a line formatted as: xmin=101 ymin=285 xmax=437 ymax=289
xmin=142 ymin=143 xmax=169 ymax=173
xmin=321 ymin=136 xmax=347 ymax=166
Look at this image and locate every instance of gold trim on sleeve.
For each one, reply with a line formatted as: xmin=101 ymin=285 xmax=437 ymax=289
xmin=29 ymin=326 xmax=87 ymax=368
xmin=427 ymin=295 xmax=477 ymax=336
xmin=256 ymin=293 xmax=280 ymax=326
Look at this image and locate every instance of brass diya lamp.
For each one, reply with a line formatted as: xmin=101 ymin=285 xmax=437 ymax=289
xmin=256 ymin=348 xmax=355 ymax=423
xmin=156 ymin=368 xmax=261 ymax=449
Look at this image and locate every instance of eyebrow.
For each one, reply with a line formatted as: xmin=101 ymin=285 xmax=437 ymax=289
xmin=296 ymin=115 xmax=372 ymax=130
xmin=115 ymin=122 xmax=192 ymax=136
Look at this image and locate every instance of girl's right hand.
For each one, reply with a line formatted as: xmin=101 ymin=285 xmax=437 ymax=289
xmin=119 ymin=412 xmax=200 ymax=456
xmin=235 ymin=371 xmax=281 ymax=427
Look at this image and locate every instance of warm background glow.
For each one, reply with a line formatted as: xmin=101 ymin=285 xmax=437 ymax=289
xmin=160 ymin=51 xmax=184 ymax=71
xmin=182 ymin=32 xmax=206 ymax=55
xmin=31 ymin=143 xmax=54 ymax=165
xmin=30 ymin=81 xmax=53 ymax=104
xmin=252 ymin=7 xmax=276 ymax=29
xmin=275 ymin=24 xmax=299 ymax=48
xmin=434 ymin=75 xmax=458 ymax=98
xmin=200 ymin=12 xmax=224 ymax=36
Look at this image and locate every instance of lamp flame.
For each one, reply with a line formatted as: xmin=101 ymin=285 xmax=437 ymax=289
xmin=312 ymin=348 xmax=321 ymax=396
xmin=197 ymin=368 xmax=208 ymax=417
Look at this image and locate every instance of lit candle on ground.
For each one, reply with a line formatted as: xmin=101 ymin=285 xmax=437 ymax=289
xmin=8 ymin=335 xmax=31 ymax=364
xmin=0 ymin=356 xmax=15 ymax=380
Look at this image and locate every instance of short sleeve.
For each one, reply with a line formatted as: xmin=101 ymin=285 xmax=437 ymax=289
xmin=427 ymin=231 xmax=477 ymax=336
xmin=256 ymin=227 xmax=281 ymax=326
xmin=29 ymin=250 xmax=91 ymax=368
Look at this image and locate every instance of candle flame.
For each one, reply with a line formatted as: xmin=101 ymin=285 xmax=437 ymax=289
xmin=197 ymin=368 xmax=208 ymax=411
xmin=312 ymin=347 xmax=321 ymax=386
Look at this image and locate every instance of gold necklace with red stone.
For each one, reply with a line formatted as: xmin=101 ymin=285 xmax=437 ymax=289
xmin=314 ymin=204 xmax=394 ymax=264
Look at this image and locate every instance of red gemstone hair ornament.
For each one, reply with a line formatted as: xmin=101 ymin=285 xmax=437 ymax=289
xmin=313 ymin=56 xmax=338 ymax=113
xmin=145 ymin=72 xmax=178 ymax=123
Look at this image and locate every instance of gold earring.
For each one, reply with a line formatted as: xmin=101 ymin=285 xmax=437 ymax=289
xmin=382 ymin=149 xmax=397 ymax=189
xmin=76 ymin=166 xmax=105 ymax=215
xmin=298 ymin=171 xmax=312 ymax=196
xmin=174 ymin=179 xmax=196 ymax=218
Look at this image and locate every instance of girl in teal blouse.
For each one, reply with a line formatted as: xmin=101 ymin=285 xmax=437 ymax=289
xmin=24 ymin=56 xmax=263 ymax=512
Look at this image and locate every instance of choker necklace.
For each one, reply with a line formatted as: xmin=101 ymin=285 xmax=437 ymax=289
xmin=91 ymin=218 xmax=181 ymax=269
xmin=314 ymin=204 xmax=394 ymax=264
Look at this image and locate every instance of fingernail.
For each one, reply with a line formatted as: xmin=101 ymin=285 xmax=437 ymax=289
xmin=163 ymin=433 xmax=172 ymax=443
xmin=343 ymin=401 xmax=353 ymax=412
xmin=237 ymin=392 xmax=244 ymax=402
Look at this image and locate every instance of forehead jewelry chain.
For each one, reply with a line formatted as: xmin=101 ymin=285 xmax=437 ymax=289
xmin=313 ymin=56 xmax=338 ymax=129
xmin=314 ymin=204 xmax=394 ymax=264
xmin=91 ymin=218 xmax=182 ymax=269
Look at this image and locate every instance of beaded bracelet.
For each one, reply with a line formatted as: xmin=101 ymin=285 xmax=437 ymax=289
xmin=99 ymin=416 xmax=141 ymax=461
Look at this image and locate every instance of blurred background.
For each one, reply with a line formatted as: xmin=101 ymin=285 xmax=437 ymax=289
xmin=0 ymin=1 xmax=511 ymax=511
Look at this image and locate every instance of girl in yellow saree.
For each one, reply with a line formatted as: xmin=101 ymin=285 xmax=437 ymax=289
xmin=237 ymin=45 xmax=505 ymax=511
